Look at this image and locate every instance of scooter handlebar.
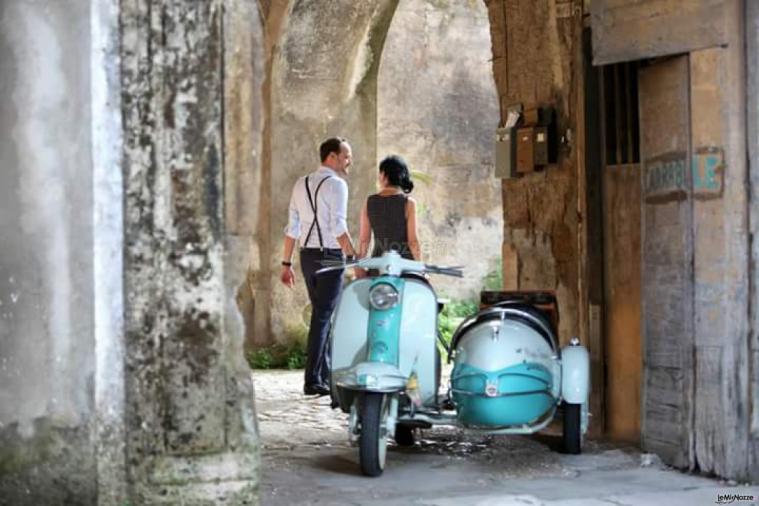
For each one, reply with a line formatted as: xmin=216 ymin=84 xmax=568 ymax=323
xmin=314 ymin=257 xmax=463 ymax=278
xmin=425 ymin=265 xmax=464 ymax=278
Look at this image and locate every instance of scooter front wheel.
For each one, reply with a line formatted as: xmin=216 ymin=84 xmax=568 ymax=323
xmin=359 ymin=392 xmax=388 ymax=477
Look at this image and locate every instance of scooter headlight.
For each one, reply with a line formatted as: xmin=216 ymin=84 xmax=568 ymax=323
xmin=369 ymin=283 xmax=399 ymax=310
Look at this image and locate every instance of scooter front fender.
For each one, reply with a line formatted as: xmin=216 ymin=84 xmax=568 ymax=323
xmin=334 ymin=361 xmax=407 ymax=392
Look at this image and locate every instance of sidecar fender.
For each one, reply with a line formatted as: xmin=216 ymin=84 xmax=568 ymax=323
xmin=561 ymin=344 xmax=590 ymax=404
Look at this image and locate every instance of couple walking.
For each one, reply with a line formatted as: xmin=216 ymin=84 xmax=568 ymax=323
xmin=280 ymin=137 xmax=421 ymax=396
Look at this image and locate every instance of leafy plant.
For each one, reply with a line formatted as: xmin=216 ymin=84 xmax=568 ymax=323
xmin=246 ymin=341 xmax=307 ymax=370
xmin=248 ymin=348 xmax=274 ymax=369
xmin=410 ymin=170 xmax=432 ymax=185
xmin=437 ymin=298 xmax=478 ymax=357
xmin=286 ymin=344 xmax=306 ymax=369
xmin=482 ymin=261 xmax=503 ymax=291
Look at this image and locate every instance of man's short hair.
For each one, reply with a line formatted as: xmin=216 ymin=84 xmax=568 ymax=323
xmin=320 ymin=137 xmax=347 ymax=162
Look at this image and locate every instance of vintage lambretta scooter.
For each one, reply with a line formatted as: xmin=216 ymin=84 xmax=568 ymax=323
xmin=317 ymin=251 xmax=589 ymax=477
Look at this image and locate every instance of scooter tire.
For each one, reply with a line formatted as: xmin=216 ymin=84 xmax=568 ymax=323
xmin=359 ymin=393 xmax=387 ymax=477
xmin=562 ymin=402 xmax=582 ymax=454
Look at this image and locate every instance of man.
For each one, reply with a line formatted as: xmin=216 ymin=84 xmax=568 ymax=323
xmin=281 ymin=137 xmax=359 ymax=396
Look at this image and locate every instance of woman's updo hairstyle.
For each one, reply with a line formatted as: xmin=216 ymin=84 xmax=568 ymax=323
xmin=379 ymin=155 xmax=414 ymax=194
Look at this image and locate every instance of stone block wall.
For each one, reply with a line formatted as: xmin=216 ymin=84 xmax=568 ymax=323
xmin=484 ymin=0 xmax=583 ymax=343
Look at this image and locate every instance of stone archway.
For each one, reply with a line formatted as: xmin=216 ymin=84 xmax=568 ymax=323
xmin=230 ymin=0 xmax=502 ymax=349
xmin=224 ymin=0 xmax=401 ymax=348
xmin=376 ymin=0 xmax=502 ymax=299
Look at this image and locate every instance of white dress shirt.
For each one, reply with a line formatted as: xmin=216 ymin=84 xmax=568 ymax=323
xmin=284 ymin=166 xmax=349 ymax=249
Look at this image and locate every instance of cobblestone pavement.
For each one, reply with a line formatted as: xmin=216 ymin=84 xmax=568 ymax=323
xmin=253 ymin=370 xmax=752 ymax=506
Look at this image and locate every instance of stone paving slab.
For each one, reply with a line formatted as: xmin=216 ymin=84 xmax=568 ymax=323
xmin=253 ymin=370 xmax=754 ymax=506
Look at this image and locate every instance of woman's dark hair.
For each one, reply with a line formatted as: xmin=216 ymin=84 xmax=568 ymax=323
xmin=379 ymin=155 xmax=414 ymax=193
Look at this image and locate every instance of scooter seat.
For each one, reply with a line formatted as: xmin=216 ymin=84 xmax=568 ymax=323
xmin=449 ymin=303 xmax=557 ymax=353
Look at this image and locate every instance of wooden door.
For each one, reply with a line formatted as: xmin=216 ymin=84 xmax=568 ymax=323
xmin=603 ymin=163 xmax=641 ymax=442
xmin=600 ymin=61 xmax=643 ymax=444
xmin=638 ymin=55 xmax=694 ymax=468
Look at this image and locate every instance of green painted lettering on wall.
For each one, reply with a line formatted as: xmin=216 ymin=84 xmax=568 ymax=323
xmin=644 ymin=148 xmax=724 ymax=201
xmin=644 ymin=152 xmax=687 ymax=200
xmin=693 ymin=147 xmax=724 ymax=198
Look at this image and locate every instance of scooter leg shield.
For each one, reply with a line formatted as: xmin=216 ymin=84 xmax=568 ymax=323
xmin=334 ymin=361 xmax=406 ymax=392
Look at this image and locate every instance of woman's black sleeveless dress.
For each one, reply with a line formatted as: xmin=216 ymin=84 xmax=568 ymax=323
xmin=366 ymin=193 xmax=413 ymax=260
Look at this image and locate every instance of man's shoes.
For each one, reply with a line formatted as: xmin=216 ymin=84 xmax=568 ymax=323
xmin=304 ymin=384 xmax=330 ymax=396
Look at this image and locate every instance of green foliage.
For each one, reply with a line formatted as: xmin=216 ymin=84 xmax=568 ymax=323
xmin=482 ymin=261 xmax=503 ymax=291
xmin=286 ymin=347 xmax=307 ymax=369
xmin=247 ymin=341 xmax=307 ymax=370
xmin=410 ymin=170 xmax=432 ymax=185
xmin=437 ymin=298 xmax=478 ymax=357
xmin=248 ymin=348 xmax=273 ymax=369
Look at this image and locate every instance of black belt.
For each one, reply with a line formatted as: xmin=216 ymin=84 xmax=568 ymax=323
xmin=301 ymin=247 xmax=342 ymax=254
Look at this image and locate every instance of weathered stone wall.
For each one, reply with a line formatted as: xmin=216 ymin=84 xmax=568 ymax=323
xmin=485 ymin=0 xmax=583 ymax=343
xmin=0 ymin=1 xmax=97 ymax=503
xmin=377 ymin=0 xmax=501 ymax=299
xmin=223 ymin=0 xmax=269 ymax=351
xmin=247 ymin=0 xmax=502 ymax=345
xmin=121 ymin=0 xmax=259 ymax=502
xmin=262 ymin=0 xmax=399 ymax=344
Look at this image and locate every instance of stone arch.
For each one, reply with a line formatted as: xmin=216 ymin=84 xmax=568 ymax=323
xmin=376 ymin=0 xmax=502 ymax=299
xmin=226 ymin=0 xmax=401 ymax=347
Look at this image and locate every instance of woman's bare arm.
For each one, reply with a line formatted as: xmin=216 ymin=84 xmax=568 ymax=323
xmin=358 ymin=200 xmax=371 ymax=259
xmin=406 ymin=198 xmax=421 ymax=261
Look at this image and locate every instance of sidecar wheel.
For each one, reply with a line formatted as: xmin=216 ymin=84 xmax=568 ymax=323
xmin=393 ymin=424 xmax=415 ymax=447
xmin=563 ymin=402 xmax=582 ymax=454
xmin=359 ymin=393 xmax=388 ymax=477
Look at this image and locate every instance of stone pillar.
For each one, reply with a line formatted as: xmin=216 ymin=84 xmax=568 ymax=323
xmin=121 ymin=0 xmax=259 ymax=503
xmin=92 ymin=0 xmax=128 ymax=502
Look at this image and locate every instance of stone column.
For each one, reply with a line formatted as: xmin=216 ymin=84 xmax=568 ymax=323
xmin=121 ymin=0 xmax=259 ymax=503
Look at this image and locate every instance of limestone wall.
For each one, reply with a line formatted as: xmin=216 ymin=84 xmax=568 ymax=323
xmin=262 ymin=0 xmax=400 ymax=344
xmin=0 ymin=1 xmax=98 ymax=503
xmin=485 ymin=0 xmax=583 ymax=343
xmin=377 ymin=0 xmax=502 ymax=299
xmin=252 ymin=0 xmax=501 ymax=345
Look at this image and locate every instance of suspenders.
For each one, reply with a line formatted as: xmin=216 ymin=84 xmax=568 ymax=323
xmin=303 ymin=175 xmax=332 ymax=250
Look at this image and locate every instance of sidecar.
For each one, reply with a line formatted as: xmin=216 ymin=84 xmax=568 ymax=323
xmin=449 ymin=291 xmax=590 ymax=453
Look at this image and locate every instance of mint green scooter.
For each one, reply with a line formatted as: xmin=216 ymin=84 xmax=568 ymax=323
xmin=318 ymin=251 xmax=589 ymax=477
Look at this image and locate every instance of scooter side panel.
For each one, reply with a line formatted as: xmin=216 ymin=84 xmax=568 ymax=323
xmin=330 ymin=279 xmax=372 ymax=374
xmin=398 ymin=280 xmax=438 ymax=405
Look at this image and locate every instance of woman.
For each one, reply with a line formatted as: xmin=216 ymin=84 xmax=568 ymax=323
xmin=357 ymin=155 xmax=421 ymax=272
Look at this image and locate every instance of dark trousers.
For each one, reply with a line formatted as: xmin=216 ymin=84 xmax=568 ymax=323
xmin=300 ymin=248 xmax=344 ymax=388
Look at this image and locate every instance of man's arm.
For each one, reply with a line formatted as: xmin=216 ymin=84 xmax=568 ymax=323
xmin=281 ymin=235 xmax=296 ymax=288
xmin=336 ymin=232 xmax=357 ymax=258
xmin=332 ymin=179 xmax=358 ymax=259
xmin=281 ymin=182 xmax=301 ymax=288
